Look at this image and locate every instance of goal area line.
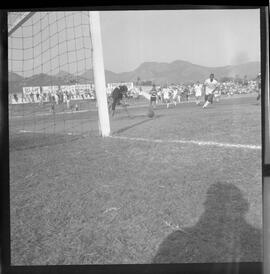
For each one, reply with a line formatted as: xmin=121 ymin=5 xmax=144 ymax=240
xmin=108 ymin=135 xmax=261 ymax=150
xmin=16 ymin=129 xmax=261 ymax=150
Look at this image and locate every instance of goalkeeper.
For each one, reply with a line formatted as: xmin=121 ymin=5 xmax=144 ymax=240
xmin=109 ymin=85 xmax=129 ymax=117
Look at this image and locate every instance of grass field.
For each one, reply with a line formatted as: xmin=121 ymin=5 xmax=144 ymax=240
xmin=9 ymin=94 xmax=262 ymax=265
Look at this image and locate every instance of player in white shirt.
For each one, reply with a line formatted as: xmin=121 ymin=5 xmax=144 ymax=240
xmin=194 ymin=81 xmax=203 ymax=105
xmin=63 ymin=92 xmax=67 ymax=104
xmin=66 ymin=93 xmax=71 ymax=109
xmin=172 ymin=87 xmax=179 ymax=106
xmin=202 ymin=73 xmax=219 ymax=109
xmin=54 ymin=93 xmax=59 ymax=105
xmin=176 ymin=86 xmax=182 ymax=103
xmin=162 ymin=87 xmax=171 ymax=108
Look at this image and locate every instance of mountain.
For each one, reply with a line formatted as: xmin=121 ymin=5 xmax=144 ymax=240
xmin=9 ymin=71 xmax=24 ymax=83
xmin=73 ymin=60 xmax=260 ymax=85
xmin=112 ymin=60 xmax=260 ymax=84
xmin=80 ymin=69 xmax=121 ymax=83
xmin=8 ymin=60 xmax=260 ymax=94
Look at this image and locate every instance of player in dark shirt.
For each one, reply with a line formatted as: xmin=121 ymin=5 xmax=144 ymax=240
xmin=109 ymin=85 xmax=129 ymax=117
xmin=150 ymin=84 xmax=158 ymax=108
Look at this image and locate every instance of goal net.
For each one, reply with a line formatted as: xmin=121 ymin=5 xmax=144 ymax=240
xmin=8 ymin=11 xmax=103 ymax=150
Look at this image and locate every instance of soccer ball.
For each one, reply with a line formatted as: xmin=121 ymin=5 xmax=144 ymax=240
xmin=147 ymin=108 xmax=155 ymax=118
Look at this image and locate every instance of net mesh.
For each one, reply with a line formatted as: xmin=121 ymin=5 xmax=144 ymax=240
xmin=8 ymin=11 xmax=99 ymax=150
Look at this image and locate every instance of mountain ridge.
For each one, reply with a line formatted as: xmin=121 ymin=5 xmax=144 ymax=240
xmin=8 ymin=60 xmax=260 ymax=93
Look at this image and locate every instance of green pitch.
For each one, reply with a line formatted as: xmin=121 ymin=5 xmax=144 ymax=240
xmin=9 ymin=94 xmax=262 ymax=264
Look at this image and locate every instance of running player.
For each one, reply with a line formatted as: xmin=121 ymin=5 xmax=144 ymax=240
xmin=202 ymin=73 xmax=219 ymax=109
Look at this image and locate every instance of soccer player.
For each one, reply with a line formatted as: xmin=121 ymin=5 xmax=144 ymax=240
xmin=194 ymin=81 xmax=203 ymax=105
xmin=256 ymin=73 xmax=261 ymax=102
xmin=183 ymin=85 xmax=189 ymax=102
xmin=50 ymin=96 xmax=56 ymax=113
xmin=66 ymin=92 xmax=71 ymax=109
xmin=202 ymin=73 xmax=219 ymax=109
xmin=149 ymin=84 xmax=158 ymax=108
xmin=176 ymin=86 xmax=181 ymax=103
xmin=157 ymin=87 xmax=163 ymax=104
xmin=109 ymin=85 xmax=128 ymax=117
xmin=55 ymin=93 xmax=59 ymax=105
xmin=214 ymin=83 xmax=221 ymax=102
xmin=162 ymin=86 xmax=171 ymax=108
xmin=171 ymin=87 xmax=179 ymax=106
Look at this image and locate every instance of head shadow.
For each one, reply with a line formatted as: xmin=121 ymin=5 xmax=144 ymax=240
xmin=152 ymin=182 xmax=262 ymax=264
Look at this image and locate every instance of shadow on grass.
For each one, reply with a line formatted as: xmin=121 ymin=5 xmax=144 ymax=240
xmin=152 ymin=182 xmax=262 ymax=263
xmin=112 ymin=114 xmax=163 ymax=134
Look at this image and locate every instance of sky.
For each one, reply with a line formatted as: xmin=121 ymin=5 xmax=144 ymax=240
xmin=100 ymin=9 xmax=260 ymax=73
xmin=8 ymin=9 xmax=260 ymax=76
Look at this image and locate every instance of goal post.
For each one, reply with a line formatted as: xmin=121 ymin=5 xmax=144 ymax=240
xmin=89 ymin=11 xmax=110 ymax=137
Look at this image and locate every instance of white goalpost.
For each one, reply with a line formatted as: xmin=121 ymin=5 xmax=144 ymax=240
xmin=89 ymin=11 xmax=110 ymax=137
xmin=8 ymin=10 xmax=110 ymax=137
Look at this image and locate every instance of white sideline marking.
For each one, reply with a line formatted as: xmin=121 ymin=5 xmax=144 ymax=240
xmin=19 ymin=130 xmax=43 ymax=133
xmin=18 ymin=130 xmax=81 ymax=136
xmin=108 ymin=135 xmax=261 ymax=150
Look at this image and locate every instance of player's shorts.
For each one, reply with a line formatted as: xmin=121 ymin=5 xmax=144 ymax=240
xmin=150 ymin=96 xmax=157 ymax=102
xmin=205 ymin=94 xmax=214 ymax=103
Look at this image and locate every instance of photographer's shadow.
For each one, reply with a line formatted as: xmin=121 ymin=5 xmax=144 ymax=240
xmin=152 ymin=182 xmax=262 ymax=263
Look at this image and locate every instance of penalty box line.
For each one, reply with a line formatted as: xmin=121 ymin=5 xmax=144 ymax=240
xmin=17 ymin=130 xmax=261 ymax=150
xmin=108 ymin=135 xmax=261 ymax=150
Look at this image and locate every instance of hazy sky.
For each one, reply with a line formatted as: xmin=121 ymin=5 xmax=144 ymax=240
xmin=100 ymin=9 xmax=260 ymax=73
xmin=8 ymin=9 xmax=260 ymax=76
